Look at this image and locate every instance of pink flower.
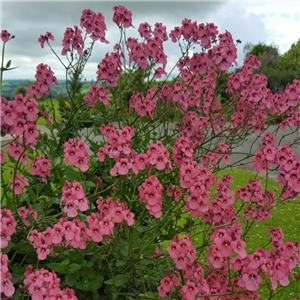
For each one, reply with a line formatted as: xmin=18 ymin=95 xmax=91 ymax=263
xmin=240 ymin=269 xmax=262 ymax=291
xmin=112 ymin=5 xmax=133 ymax=28
xmin=214 ymin=234 xmax=233 ymax=257
xmin=180 ymin=280 xmax=199 ymax=299
xmin=38 ymin=31 xmax=54 ymax=48
xmin=1 ymin=30 xmax=11 ymax=42
xmin=37 ymin=244 xmax=50 ymax=260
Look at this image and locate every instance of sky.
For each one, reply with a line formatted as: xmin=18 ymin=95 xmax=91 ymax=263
xmin=1 ymin=0 xmax=300 ymax=80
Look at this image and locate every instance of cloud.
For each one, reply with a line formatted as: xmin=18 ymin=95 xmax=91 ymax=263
xmin=1 ymin=1 xmax=299 ymax=80
xmin=2 ymin=1 xmax=227 ymax=79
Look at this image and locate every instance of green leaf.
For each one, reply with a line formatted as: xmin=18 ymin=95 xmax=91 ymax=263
xmin=6 ymin=60 xmax=11 ymax=68
xmin=11 ymin=289 xmax=21 ymax=300
xmin=28 ymin=188 xmax=36 ymax=202
xmin=105 ymin=274 xmax=129 ymax=287
xmin=11 ymin=273 xmax=21 ymax=284
xmin=104 ymin=279 xmax=114 ymax=285
xmin=63 ymin=165 xmax=80 ymax=181
xmin=53 ymin=157 xmax=62 ymax=167
xmin=2 ymin=66 xmax=18 ymax=71
xmin=47 ymin=262 xmax=68 ymax=274
xmin=77 ymin=280 xmax=92 ymax=291
xmin=114 ymin=274 xmax=129 ymax=287
xmin=67 ymin=263 xmax=81 ymax=274
xmin=116 ymin=259 xmax=127 ymax=267
xmin=90 ymin=276 xmax=104 ymax=290
xmin=65 ymin=272 xmax=79 ymax=286
xmin=77 ymin=276 xmax=103 ymax=292
xmin=120 ymin=243 xmax=129 ymax=258
xmin=79 ymin=180 xmax=95 ymax=189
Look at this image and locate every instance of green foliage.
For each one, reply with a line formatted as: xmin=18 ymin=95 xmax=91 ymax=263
xmin=244 ymin=42 xmax=279 ymax=69
xmin=279 ymin=39 xmax=300 ymax=73
xmin=264 ymin=68 xmax=298 ymax=91
xmin=243 ymin=41 xmax=300 ymax=91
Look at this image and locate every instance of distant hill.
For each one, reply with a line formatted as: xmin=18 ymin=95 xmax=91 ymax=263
xmin=1 ymin=80 xmax=94 ymax=100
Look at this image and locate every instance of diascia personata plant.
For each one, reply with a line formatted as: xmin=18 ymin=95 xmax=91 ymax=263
xmin=1 ymin=6 xmax=300 ymax=300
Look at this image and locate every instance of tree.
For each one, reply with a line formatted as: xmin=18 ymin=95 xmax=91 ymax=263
xmin=243 ymin=42 xmax=298 ymax=91
xmin=243 ymin=42 xmax=279 ymax=70
xmin=279 ymin=38 xmax=300 ymax=74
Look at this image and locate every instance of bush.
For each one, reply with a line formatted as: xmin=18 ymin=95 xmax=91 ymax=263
xmin=1 ymin=7 xmax=300 ymax=300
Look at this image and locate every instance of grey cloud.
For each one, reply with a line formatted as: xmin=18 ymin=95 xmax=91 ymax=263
xmin=1 ymin=1 xmax=274 ymax=80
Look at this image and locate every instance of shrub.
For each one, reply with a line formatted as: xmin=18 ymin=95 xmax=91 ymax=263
xmin=1 ymin=7 xmax=300 ymax=300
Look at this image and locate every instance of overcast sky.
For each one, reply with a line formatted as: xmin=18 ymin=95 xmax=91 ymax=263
xmin=1 ymin=0 xmax=300 ymax=80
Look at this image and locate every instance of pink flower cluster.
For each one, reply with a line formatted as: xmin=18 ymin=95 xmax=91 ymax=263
xmin=112 ymin=5 xmax=133 ymax=28
xmin=227 ymin=54 xmax=300 ymax=133
xmin=201 ymin=142 xmax=231 ymax=167
xmin=7 ymin=140 xmax=28 ymax=165
xmin=0 ymin=209 xmax=16 ymax=249
xmin=253 ymin=132 xmax=278 ymax=172
xmin=64 ymin=138 xmax=90 ymax=172
xmin=138 ymin=175 xmax=163 ymax=218
xmin=172 ymin=21 xmax=237 ymax=72
xmin=176 ymin=111 xmax=210 ymax=144
xmin=277 ymin=144 xmax=300 ymax=199
xmin=83 ymin=84 xmax=109 ymax=107
xmin=96 ymin=51 xmax=123 ymax=87
xmin=98 ymin=124 xmax=172 ymax=178
xmin=252 ymin=132 xmax=300 ymax=199
xmin=201 ymin=175 xmax=237 ymax=225
xmin=236 ymin=177 xmax=276 ymax=222
xmin=97 ymin=124 xmax=134 ymax=173
xmin=62 ymin=26 xmax=84 ymax=56
xmin=60 ymin=180 xmax=89 ymax=217
xmin=0 ymin=253 xmax=15 ymax=298
xmin=280 ymin=109 xmax=300 ymax=129
xmin=210 ymin=226 xmax=247 ymax=263
xmin=18 ymin=206 xmax=38 ymax=226
xmin=179 ymin=160 xmax=216 ymax=217
xmin=88 ymin=196 xmax=135 ymax=242
xmin=29 ymin=197 xmax=134 ymax=260
xmin=23 ymin=266 xmax=77 ymax=300
xmin=172 ymin=136 xmax=195 ymax=167
xmin=38 ymin=31 xmax=54 ymax=48
xmin=159 ymin=234 xmax=208 ymax=299
xmin=129 ymin=87 xmax=158 ymax=120
xmin=127 ymin=22 xmax=168 ymax=71
xmin=167 ymin=185 xmax=183 ymax=202
xmin=170 ymin=19 xmax=218 ymax=47
xmin=80 ymin=8 xmax=108 ymax=43
xmin=27 ymin=63 xmax=58 ymax=99
xmin=1 ymin=30 xmax=11 ymax=42
xmin=10 ymin=173 xmax=29 ymax=195
xmin=269 ymin=80 xmax=300 ymax=120
xmin=1 ymin=95 xmax=40 ymax=144
xmin=30 ymin=156 xmax=52 ymax=183
xmin=236 ymin=228 xmax=300 ymax=292
xmin=146 ymin=141 xmax=172 ymax=172
xmin=160 ymin=226 xmax=299 ymax=298
xmin=29 ymin=219 xmax=89 ymax=260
